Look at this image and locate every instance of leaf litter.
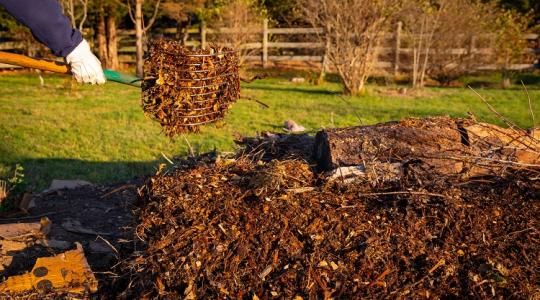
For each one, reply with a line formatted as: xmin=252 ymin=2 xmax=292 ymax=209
xmin=142 ymin=39 xmax=240 ymax=137
xmin=110 ymin=120 xmax=539 ymax=299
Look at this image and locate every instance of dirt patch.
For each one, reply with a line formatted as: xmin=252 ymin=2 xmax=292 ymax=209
xmin=0 ymin=182 xmax=139 ymax=293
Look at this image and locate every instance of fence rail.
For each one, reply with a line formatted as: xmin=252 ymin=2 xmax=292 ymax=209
xmin=1 ymin=19 xmax=539 ymax=73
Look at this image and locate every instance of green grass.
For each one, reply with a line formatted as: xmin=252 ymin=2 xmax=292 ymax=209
xmin=0 ymin=72 xmax=539 ymax=191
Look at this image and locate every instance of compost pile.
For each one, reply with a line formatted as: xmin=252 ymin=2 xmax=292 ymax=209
xmin=142 ymin=40 xmax=240 ymax=137
xmin=116 ymin=117 xmax=539 ymax=299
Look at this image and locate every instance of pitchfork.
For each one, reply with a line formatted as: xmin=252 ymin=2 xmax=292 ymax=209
xmin=0 ymin=51 xmax=141 ymax=87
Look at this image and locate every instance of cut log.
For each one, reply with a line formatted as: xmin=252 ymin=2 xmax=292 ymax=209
xmin=314 ymin=117 xmax=471 ymax=172
xmin=314 ymin=116 xmax=539 ymax=177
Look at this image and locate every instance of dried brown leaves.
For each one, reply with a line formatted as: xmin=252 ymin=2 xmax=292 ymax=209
xmin=142 ymin=40 xmax=240 ymax=137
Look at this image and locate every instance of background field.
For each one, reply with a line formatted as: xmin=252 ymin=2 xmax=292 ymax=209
xmin=1 ymin=71 xmax=539 ymax=191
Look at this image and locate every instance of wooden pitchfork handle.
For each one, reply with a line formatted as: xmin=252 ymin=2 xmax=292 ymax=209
xmin=0 ymin=51 xmax=141 ymax=87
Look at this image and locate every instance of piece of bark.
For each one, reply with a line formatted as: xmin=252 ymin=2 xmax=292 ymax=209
xmin=0 ymin=217 xmax=51 ymax=241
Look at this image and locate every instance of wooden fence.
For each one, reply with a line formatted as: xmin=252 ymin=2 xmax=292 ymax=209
xmin=1 ymin=19 xmax=539 ymax=73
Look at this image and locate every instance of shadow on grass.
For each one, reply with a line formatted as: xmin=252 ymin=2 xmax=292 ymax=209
xmin=14 ymin=158 xmax=162 ymax=191
xmin=516 ymin=73 xmax=540 ymax=86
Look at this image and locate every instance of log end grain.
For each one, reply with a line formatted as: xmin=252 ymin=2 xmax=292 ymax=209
xmin=314 ymin=130 xmax=333 ymax=171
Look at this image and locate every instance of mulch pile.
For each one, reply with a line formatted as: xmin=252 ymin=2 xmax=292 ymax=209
xmin=142 ymin=39 xmax=240 ymax=137
xmin=113 ymin=128 xmax=539 ymax=298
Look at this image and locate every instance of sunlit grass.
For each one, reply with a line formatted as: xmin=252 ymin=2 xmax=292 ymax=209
xmin=0 ymin=72 xmax=538 ymax=190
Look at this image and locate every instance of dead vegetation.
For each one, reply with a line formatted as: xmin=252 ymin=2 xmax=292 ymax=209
xmin=111 ymin=116 xmax=539 ymax=299
xmin=142 ymin=39 xmax=240 ymax=137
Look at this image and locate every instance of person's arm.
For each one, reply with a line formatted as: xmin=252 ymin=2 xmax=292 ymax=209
xmin=0 ymin=0 xmax=106 ymax=84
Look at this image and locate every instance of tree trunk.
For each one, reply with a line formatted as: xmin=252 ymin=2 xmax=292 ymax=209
xmin=501 ymin=69 xmax=512 ymax=89
xmin=135 ymin=0 xmax=144 ymax=77
xmin=106 ymin=16 xmax=119 ymax=70
xmin=96 ymin=5 xmax=108 ymax=67
xmin=314 ymin=117 xmax=539 ymax=178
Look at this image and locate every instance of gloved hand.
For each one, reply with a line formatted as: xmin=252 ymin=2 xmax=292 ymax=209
xmin=66 ymin=39 xmax=106 ymax=85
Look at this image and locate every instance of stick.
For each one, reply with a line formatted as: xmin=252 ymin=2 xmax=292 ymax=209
xmin=468 ymin=86 xmax=523 ymax=133
xmin=100 ymin=184 xmax=136 ymax=199
xmin=240 ymin=95 xmax=270 ymax=109
xmin=359 ymin=191 xmax=447 ymax=198
xmin=521 ymin=80 xmax=536 ymax=128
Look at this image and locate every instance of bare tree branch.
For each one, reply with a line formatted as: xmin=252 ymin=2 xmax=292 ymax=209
xmin=143 ymin=0 xmax=161 ymax=32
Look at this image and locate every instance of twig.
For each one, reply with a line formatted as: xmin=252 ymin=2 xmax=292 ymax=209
xmin=96 ymin=235 xmax=120 ymax=256
xmin=285 ymin=187 xmax=316 ymax=194
xmin=100 ymin=184 xmax=136 ymax=199
xmin=240 ymin=95 xmax=270 ymax=108
xmin=182 ymin=135 xmax=195 ymax=157
xmin=468 ymin=86 xmax=524 ymax=133
xmin=447 ymin=155 xmax=540 ymax=168
xmin=521 ymin=80 xmax=536 ymax=128
xmin=359 ymin=191 xmax=447 ymax=198
xmin=161 ymin=152 xmax=175 ymax=165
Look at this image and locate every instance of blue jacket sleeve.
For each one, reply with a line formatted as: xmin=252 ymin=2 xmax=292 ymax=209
xmin=0 ymin=0 xmax=83 ymax=57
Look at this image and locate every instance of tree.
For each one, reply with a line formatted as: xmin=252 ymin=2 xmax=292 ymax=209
xmin=491 ymin=0 xmax=540 ymax=27
xmin=60 ymin=0 xmax=89 ymax=32
xmin=92 ymin=0 xmax=125 ymax=70
xmin=162 ymin=0 xmax=208 ymax=44
xmin=210 ymin=0 xmax=265 ymax=67
xmin=300 ymin=0 xmax=404 ymax=95
xmin=492 ymin=8 xmax=533 ymax=88
xmin=399 ymin=0 xmax=444 ymax=88
xmin=259 ymin=0 xmax=304 ymax=26
xmin=126 ymin=0 xmax=162 ymax=77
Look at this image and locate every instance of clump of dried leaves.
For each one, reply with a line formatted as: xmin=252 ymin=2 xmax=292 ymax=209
xmin=142 ymin=40 xmax=240 ymax=137
xmin=112 ymin=129 xmax=539 ymax=299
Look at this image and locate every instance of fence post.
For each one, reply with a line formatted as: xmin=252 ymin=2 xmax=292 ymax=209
xmin=262 ymin=18 xmax=269 ymax=68
xmin=394 ymin=21 xmax=402 ymax=77
xmin=200 ymin=21 xmax=207 ymax=50
xmin=318 ymin=37 xmax=330 ymax=84
xmin=469 ymin=35 xmax=476 ymax=53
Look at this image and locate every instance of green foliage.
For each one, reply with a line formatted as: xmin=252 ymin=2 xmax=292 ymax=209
xmin=493 ymin=0 xmax=540 ymax=26
xmin=0 ymin=7 xmax=21 ymax=31
xmin=259 ymin=0 xmax=304 ymax=25
xmin=0 ymin=164 xmax=25 ymax=210
xmin=493 ymin=8 xmax=533 ymax=66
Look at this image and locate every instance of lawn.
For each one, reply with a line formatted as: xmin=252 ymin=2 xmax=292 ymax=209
xmin=0 ymin=71 xmax=539 ymax=191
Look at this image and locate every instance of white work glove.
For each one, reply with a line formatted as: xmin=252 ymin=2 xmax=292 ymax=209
xmin=66 ymin=39 xmax=106 ymax=85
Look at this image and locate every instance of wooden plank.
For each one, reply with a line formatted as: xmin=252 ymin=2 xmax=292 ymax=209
xmin=394 ymin=21 xmax=402 ymax=75
xmin=263 ymin=19 xmax=269 ymax=68
xmin=267 ymin=55 xmax=323 ymax=62
xmin=478 ymin=64 xmax=537 ymax=71
xmin=268 ymin=42 xmax=324 ymax=49
xmin=268 ymin=28 xmax=324 ymax=34
xmin=207 ymin=28 xmax=263 ymax=34
xmin=374 ymin=61 xmax=393 ymax=68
